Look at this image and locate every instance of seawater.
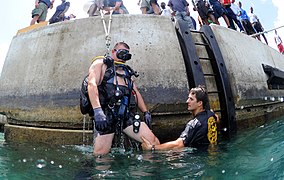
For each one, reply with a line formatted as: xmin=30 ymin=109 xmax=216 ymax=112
xmin=0 ymin=117 xmax=284 ymax=179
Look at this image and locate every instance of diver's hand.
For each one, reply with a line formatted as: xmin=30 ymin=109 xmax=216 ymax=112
xmin=93 ymin=107 xmax=108 ymax=132
xmin=141 ymin=136 xmax=152 ymax=150
xmin=144 ymin=111 xmax=152 ymax=130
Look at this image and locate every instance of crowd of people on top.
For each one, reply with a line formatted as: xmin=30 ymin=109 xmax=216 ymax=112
xmin=30 ymin=0 xmax=284 ymax=53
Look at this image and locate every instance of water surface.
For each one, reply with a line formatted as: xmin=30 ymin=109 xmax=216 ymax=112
xmin=0 ymin=116 xmax=284 ymax=179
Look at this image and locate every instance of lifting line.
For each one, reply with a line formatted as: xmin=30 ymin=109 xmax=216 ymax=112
xmin=100 ymin=9 xmax=114 ymax=56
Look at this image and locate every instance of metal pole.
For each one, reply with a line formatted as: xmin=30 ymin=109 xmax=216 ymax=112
xmin=250 ymin=25 xmax=284 ymax=37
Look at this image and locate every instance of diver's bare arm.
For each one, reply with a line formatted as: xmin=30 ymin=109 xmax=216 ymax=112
xmin=133 ymin=84 xmax=148 ymax=113
xmin=88 ymin=60 xmax=104 ymax=109
xmin=142 ymin=137 xmax=184 ymax=150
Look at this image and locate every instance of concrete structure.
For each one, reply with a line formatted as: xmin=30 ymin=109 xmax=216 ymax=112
xmin=211 ymin=25 xmax=284 ymax=101
xmin=0 ymin=15 xmax=189 ymax=144
xmin=0 ymin=15 xmax=284 ymax=144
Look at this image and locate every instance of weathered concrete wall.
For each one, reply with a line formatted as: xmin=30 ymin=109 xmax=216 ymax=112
xmin=211 ymin=25 xmax=284 ymax=106
xmin=0 ymin=15 xmax=189 ymax=128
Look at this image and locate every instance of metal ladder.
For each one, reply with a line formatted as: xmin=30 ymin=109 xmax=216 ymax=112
xmin=175 ymin=22 xmax=237 ymax=138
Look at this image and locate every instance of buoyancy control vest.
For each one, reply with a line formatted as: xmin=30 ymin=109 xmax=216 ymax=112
xmin=98 ymin=60 xmax=138 ymax=121
xmin=79 ymin=57 xmax=139 ymax=119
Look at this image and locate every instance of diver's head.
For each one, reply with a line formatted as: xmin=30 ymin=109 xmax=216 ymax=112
xmin=112 ymin=42 xmax=132 ymax=62
xmin=187 ymin=85 xmax=209 ymax=112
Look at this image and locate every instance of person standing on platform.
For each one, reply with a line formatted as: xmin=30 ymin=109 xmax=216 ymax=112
xmin=30 ymin=0 xmax=55 ymax=25
xmin=160 ymin=2 xmax=172 ymax=17
xmin=168 ymin=0 xmax=195 ymax=30
xmin=222 ymin=0 xmax=244 ymax=32
xmin=208 ymin=0 xmax=230 ymax=28
xmin=248 ymin=7 xmax=268 ymax=45
xmin=192 ymin=0 xmax=217 ymax=26
xmin=238 ymin=1 xmax=255 ymax=35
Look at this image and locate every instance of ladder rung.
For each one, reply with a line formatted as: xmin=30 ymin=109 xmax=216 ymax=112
xmin=204 ymin=73 xmax=216 ymax=76
xmin=199 ymin=57 xmax=213 ymax=60
xmin=190 ymin=30 xmax=204 ymax=34
xmin=195 ymin=42 xmax=209 ymax=46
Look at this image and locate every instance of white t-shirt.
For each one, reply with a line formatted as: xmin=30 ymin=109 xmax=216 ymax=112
xmin=248 ymin=13 xmax=258 ymax=23
xmin=161 ymin=8 xmax=172 ymax=17
xmin=230 ymin=3 xmax=241 ymax=16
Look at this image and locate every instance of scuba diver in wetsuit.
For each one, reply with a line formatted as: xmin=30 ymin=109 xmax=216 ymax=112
xmin=87 ymin=42 xmax=160 ymax=156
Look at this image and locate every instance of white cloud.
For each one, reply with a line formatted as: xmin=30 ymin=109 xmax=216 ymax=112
xmin=272 ymin=0 xmax=284 ymax=27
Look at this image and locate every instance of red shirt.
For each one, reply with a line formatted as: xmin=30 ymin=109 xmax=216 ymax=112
xmin=222 ymin=0 xmax=231 ymax=5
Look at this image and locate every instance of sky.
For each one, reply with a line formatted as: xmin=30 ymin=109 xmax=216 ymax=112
xmin=1 ymin=0 xmax=284 ymax=75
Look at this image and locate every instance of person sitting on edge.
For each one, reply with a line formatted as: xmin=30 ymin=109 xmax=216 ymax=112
xmin=141 ymin=86 xmax=218 ymax=151
xmin=137 ymin=0 xmax=161 ymax=15
xmin=88 ymin=42 xmax=160 ymax=155
xmin=88 ymin=0 xmax=104 ymax=17
xmin=49 ymin=0 xmax=70 ymax=24
xmin=103 ymin=0 xmax=129 ymax=14
xmin=30 ymin=0 xmax=55 ymax=25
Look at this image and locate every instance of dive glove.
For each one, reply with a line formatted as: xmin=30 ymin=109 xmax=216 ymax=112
xmin=144 ymin=111 xmax=152 ymax=130
xmin=93 ymin=107 xmax=108 ymax=132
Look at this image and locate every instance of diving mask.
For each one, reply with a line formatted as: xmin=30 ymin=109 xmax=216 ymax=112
xmin=115 ymin=49 xmax=132 ymax=61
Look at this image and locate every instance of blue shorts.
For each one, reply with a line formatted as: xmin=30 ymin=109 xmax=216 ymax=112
xmin=211 ymin=2 xmax=227 ymax=18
